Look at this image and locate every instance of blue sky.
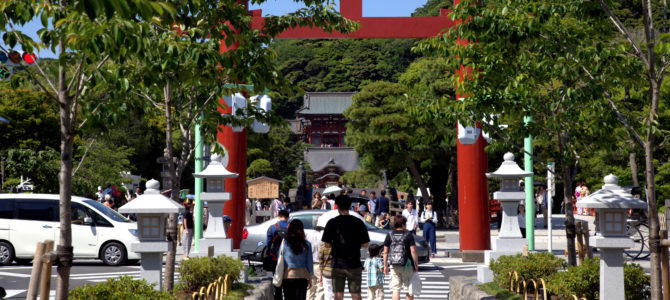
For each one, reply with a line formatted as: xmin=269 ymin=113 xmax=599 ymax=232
xmin=2 ymin=0 xmax=429 ymax=58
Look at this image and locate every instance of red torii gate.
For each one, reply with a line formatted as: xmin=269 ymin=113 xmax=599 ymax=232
xmin=221 ymin=0 xmax=490 ymax=252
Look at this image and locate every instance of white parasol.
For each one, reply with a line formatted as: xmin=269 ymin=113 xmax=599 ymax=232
xmin=316 ymin=209 xmax=364 ymax=228
xmin=322 ymin=186 xmax=343 ymax=195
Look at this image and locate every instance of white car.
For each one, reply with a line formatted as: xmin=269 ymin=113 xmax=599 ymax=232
xmin=0 ymin=194 xmax=140 ymax=266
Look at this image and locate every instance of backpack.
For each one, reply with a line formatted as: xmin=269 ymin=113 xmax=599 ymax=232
xmin=263 ymin=222 xmax=287 ymax=271
xmin=111 ymin=185 xmax=122 ymax=198
xmin=389 ymin=231 xmax=409 ymax=266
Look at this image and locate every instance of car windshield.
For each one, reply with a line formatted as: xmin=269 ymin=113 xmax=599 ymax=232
xmin=84 ymin=199 xmax=130 ymax=223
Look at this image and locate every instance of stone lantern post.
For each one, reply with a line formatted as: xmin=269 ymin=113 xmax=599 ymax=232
xmin=576 ymin=174 xmax=647 ymax=300
xmin=478 ymin=152 xmax=532 ymax=283
xmin=118 ymin=179 xmax=184 ymax=290
xmin=192 ymin=153 xmax=239 ymax=257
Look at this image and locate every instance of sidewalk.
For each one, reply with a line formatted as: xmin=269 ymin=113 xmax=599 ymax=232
xmin=426 ymin=214 xmax=651 ymax=271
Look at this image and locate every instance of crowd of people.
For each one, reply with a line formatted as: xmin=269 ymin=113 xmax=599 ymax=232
xmin=87 ymin=184 xmax=143 ymax=212
xmin=266 ymin=194 xmax=429 ymax=300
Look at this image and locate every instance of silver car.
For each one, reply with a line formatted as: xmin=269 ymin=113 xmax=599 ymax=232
xmin=240 ymin=210 xmax=431 ymax=264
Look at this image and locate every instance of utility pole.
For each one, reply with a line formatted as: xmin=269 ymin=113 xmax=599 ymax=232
xmin=524 ymin=115 xmax=535 ymax=250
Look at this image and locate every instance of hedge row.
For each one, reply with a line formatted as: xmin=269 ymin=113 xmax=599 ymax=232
xmin=490 ymin=253 xmax=650 ymax=300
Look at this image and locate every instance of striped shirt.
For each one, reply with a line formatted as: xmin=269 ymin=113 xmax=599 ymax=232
xmin=364 ymin=257 xmax=385 ymax=287
xmin=319 ymin=242 xmax=333 ymax=278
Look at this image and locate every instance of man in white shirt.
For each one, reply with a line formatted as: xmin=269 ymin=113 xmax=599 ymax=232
xmin=95 ymin=186 xmax=103 ymax=202
xmin=306 ymin=218 xmax=324 ymax=300
xmin=402 ymin=201 xmax=419 ymax=234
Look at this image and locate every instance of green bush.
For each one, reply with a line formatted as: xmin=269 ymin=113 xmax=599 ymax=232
xmin=69 ymin=276 xmax=176 ymax=300
xmin=489 ymin=252 xmax=567 ymax=288
xmin=176 ymin=255 xmax=244 ymax=293
xmin=546 ymin=257 xmax=599 ymax=300
xmin=624 ymin=263 xmax=651 ymax=300
xmin=546 ymin=258 xmax=650 ymax=300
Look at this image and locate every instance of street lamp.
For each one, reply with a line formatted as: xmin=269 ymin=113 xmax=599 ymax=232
xmin=478 ymin=152 xmax=532 ymax=283
xmin=192 ymin=153 xmax=238 ymax=257
xmin=118 ymin=179 xmax=184 ymax=290
xmin=576 ymin=174 xmax=647 ymax=300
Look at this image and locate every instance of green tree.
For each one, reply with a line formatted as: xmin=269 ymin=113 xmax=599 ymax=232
xmin=269 ymin=38 xmax=419 ymax=118
xmin=411 ymin=0 xmax=452 ymax=17
xmin=0 ymin=3 xmax=165 ymax=296
xmin=71 ymin=137 xmax=133 ymax=196
xmin=247 ymin=159 xmax=272 ymax=178
xmin=0 ymin=85 xmax=59 ymax=151
xmin=417 ymin=0 xmax=625 ymax=266
xmin=247 ymin=126 xmax=307 ymax=192
xmin=2 ymin=148 xmax=60 ymax=193
xmin=101 ymin=0 xmax=356 ymax=290
xmin=344 ymin=81 xmax=433 ymax=203
xmin=419 ymin=0 xmax=670 ymax=295
xmin=399 ymin=57 xmax=456 ymax=216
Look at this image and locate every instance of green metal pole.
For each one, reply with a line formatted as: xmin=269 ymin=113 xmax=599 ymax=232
xmin=194 ymin=114 xmax=204 ymax=251
xmin=524 ymin=115 xmax=535 ymax=250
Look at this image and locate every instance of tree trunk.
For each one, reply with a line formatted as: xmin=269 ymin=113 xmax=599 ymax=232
xmin=163 ymin=82 xmax=177 ymax=291
xmin=406 ymin=156 xmax=430 ymax=205
xmin=644 ymin=79 xmax=661 ymax=300
xmin=428 ymin=164 xmax=449 ymax=227
xmin=645 ymin=138 xmax=662 ymax=300
xmin=55 ymin=39 xmax=74 ymax=300
xmin=629 ymin=152 xmax=639 ymax=187
xmin=559 ymin=132 xmax=577 ymax=266
xmin=447 ymin=156 xmax=458 ymax=228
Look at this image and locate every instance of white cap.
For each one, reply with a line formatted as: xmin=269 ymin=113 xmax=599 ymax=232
xmin=98 ymin=186 xmax=102 ymax=191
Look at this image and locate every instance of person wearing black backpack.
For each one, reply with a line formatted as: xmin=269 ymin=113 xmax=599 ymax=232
xmin=383 ymin=215 xmax=419 ymax=300
xmin=322 ymin=195 xmax=370 ymax=300
xmin=265 ymin=209 xmax=289 ymax=300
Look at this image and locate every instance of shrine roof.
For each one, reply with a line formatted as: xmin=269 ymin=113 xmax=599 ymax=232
xmin=297 ymin=92 xmax=355 ymax=115
xmin=247 ymin=176 xmax=284 ymax=184
xmin=305 ymin=147 xmax=360 ymax=172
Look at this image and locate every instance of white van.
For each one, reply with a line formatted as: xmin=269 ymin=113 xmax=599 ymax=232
xmin=0 ymin=194 xmax=140 ymax=266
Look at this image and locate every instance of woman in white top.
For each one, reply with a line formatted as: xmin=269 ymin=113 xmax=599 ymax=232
xmin=420 ymin=202 xmax=439 ymax=257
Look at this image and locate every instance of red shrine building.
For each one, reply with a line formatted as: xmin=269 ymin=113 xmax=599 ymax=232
xmin=291 ymin=92 xmax=360 ymax=187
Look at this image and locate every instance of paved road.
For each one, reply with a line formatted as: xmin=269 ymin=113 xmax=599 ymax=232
xmin=0 ymin=259 xmax=475 ymax=299
xmin=0 ymin=260 xmax=178 ymax=299
xmin=341 ymin=262 xmax=476 ymax=300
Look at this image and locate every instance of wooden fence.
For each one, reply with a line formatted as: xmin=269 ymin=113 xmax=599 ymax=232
xmin=190 ymin=274 xmax=233 ymax=300
xmin=508 ymin=271 xmax=587 ymax=300
xmin=26 ymin=240 xmax=56 ymax=300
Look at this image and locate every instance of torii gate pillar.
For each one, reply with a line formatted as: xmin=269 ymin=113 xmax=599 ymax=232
xmin=220 ymin=0 xmax=490 ymax=251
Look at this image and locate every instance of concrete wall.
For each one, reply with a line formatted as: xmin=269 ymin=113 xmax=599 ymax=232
xmin=449 ymin=276 xmax=496 ymax=300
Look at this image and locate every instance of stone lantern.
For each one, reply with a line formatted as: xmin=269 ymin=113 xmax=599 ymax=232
xmin=192 ymin=153 xmax=238 ymax=257
xmin=577 ymin=174 xmax=647 ymax=300
xmin=118 ymin=179 xmax=184 ymax=290
xmin=478 ymin=152 xmax=532 ymax=283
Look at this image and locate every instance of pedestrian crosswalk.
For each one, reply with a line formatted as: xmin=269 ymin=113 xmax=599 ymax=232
xmin=342 ymin=263 xmax=463 ymax=300
xmin=1 ymin=266 xmax=180 ymax=299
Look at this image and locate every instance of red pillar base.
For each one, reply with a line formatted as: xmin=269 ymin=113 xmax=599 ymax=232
xmin=457 ymin=135 xmax=491 ymax=251
xmin=219 ymin=127 xmax=247 ymax=249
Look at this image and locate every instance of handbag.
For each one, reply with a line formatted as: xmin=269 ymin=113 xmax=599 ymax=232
xmin=409 ymin=272 xmax=422 ymax=297
xmin=272 ymin=241 xmax=285 ymax=287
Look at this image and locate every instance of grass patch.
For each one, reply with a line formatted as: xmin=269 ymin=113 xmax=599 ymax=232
xmin=223 ymin=282 xmax=254 ymax=299
xmin=478 ymin=282 xmax=522 ymax=300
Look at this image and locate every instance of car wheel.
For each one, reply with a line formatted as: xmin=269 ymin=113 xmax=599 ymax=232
xmin=101 ymin=242 xmax=127 ymax=266
xmin=0 ymin=241 xmax=15 ymax=266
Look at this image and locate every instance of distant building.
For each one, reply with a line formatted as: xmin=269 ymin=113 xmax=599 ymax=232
xmin=293 ymin=92 xmax=360 ymax=187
